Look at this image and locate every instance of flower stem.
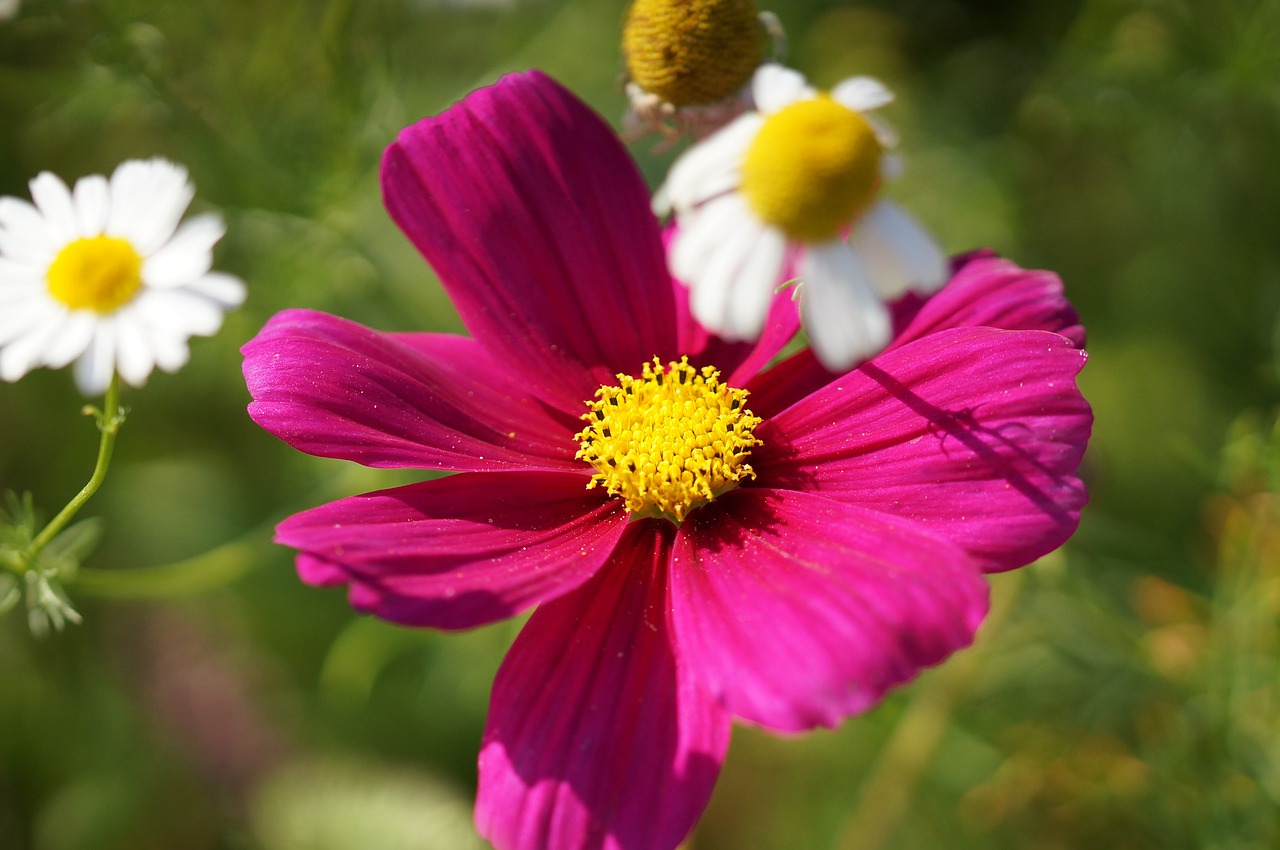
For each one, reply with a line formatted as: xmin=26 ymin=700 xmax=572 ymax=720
xmin=73 ymin=524 xmax=271 ymax=599
xmin=25 ymin=375 xmax=124 ymax=562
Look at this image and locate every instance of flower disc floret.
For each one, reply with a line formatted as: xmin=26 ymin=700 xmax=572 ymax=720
xmin=575 ymin=356 xmax=761 ymax=522
xmin=623 ymin=0 xmax=767 ymax=106
xmin=46 ymin=236 xmax=143 ymax=313
xmin=741 ymin=94 xmax=884 ymax=242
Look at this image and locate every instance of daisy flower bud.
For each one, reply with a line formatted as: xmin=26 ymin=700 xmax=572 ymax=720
xmin=621 ymin=0 xmax=781 ymax=141
xmin=661 ymin=64 xmax=948 ymax=371
xmin=0 ymin=158 xmax=246 ymax=396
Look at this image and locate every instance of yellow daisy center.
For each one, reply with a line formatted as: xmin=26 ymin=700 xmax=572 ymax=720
xmin=46 ymin=236 xmax=143 ymax=314
xmin=623 ymin=0 xmax=767 ymax=107
xmin=741 ymin=94 xmax=884 ymax=242
xmin=575 ymin=356 xmax=761 ymax=523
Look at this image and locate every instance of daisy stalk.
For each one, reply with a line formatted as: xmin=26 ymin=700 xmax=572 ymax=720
xmin=22 ymin=375 xmax=124 ymax=564
xmin=244 ymin=70 xmax=1092 ymax=850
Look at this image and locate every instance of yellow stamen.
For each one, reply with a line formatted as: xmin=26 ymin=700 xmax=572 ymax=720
xmin=741 ymin=94 xmax=883 ymax=242
xmin=46 ymin=236 xmax=143 ymax=314
xmin=575 ymin=356 xmax=761 ymax=523
xmin=623 ymin=0 xmax=767 ymax=107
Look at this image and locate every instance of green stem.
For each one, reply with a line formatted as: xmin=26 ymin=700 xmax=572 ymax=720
xmin=73 ymin=525 xmax=271 ymax=599
xmin=25 ymin=375 xmax=124 ymax=562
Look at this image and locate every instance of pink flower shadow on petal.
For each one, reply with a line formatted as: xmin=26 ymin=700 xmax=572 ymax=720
xmin=279 ymin=472 xmax=628 ymax=630
xmin=672 ymin=489 xmax=989 ymax=732
xmin=477 ymin=520 xmax=731 ymax=850
xmin=756 ymin=326 xmax=1091 ymax=572
xmin=382 ymin=70 xmax=679 ymax=417
xmin=244 ymin=310 xmax=581 ymax=472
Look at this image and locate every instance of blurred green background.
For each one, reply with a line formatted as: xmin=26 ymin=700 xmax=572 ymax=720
xmin=2 ymin=0 xmax=1279 ymax=847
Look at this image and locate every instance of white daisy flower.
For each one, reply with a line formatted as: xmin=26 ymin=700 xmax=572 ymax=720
xmin=660 ymin=63 xmax=947 ymax=371
xmin=0 ymin=158 xmax=246 ymax=395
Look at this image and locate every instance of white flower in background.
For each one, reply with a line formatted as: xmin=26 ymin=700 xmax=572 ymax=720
xmin=0 ymin=0 xmax=19 ymax=23
xmin=0 ymin=158 xmax=246 ymax=395
xmin=660 ymin=63 xmax=947 ymax=371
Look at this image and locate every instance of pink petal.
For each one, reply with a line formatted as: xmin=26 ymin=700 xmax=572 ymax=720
xmin=382 ymin=70 xmax=679 ymax=417
xmin=746 ymin=251 xmax=1086 ymax=417
xmin=756 ymin=326 xmax=1092 ymax=571
xmin=476 ymin=519 xmax=730 ymax=850
xmin=243 ymin=309 xmax=581 ymax=472
xmin=890 ymin=250 xmax=1086 ymax=349
xmin=671 ymin=488 xmax=989 ymax=732
xmin=278 ymin=471 xmax=627 ymax=630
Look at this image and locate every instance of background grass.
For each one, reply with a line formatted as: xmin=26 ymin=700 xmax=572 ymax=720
xmin=2 ymin=0 xmax=1279 ymax=848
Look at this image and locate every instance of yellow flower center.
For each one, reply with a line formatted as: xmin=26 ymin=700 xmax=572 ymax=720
xmin=623 ymin=0 xmax=766 ymax=107
xmin=46 ymin=236 xmax=143 ymax=314
xmin=575 ymin=356 xmax=761 ymax=523
xmin=741 ymin=94 xmax=884 ymax=242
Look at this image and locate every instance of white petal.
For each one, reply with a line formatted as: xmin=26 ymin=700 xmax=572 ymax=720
xmin=670 ymin=194 xmax=753 ymax=286
xmin=0 ymin=280 xmax=50 ymax=326
xmin=880 ymin=151 xmax=905 ymax=182
xmin=0 ymin=296 xmax=58 ymax=348
xmin=72 ymin=175 xmax=111 ymax=236
xmin=141 ymin=213 xmax=224 ymax=288
xmin=685 ymin=205 xmax=785 ymax=341
xmin=0 ymin=197 xmax=55 ymax=265
xmin=724 ymin=226 xmax=789 ymax=340
xmin=106 ymin=159 xmax=194 ymax=256
xmin=29 ymin=172 xmax=78 ymax=245
xmin=73 ymin=321 xmax=117 ymax=396
xmin=186 ymin=271 xmax=246 ymax=307
xmin=848 ymin=200 xmax=948 ymax=299
xmin=799 ymin=241 xmax=891 ymax=371
xmin=113 ymin=310 xmax=156 ymax=387
xmin=133 ymin=288 xmax=225 ymax=337
xmin=0 ymin=257 xmax=42 ymax=292
xmin=689 ymin=233 xmax=752 ymax=338
xmin=867 ymin=114 xmax=900 ymax=150
xmin=0 ymin=308 xmax=66 ymax=382
xmin=659 ymin=113 xmax=762 ymax=214
xmin=752 ymin=63 xmax=813 ymax=114
xmin=150 ymin=330 xmax=190 ymax=373
xmin=831 ymin=76 xmax=894 ymax=113
xmin=40 ymin=311 xmax=97 ymax=369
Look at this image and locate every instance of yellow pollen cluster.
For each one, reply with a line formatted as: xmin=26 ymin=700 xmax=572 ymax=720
xmin=46 ymin=235 xmax=143 ymax=314
xmin=575 ymin=356 xmax=762 ymax=523
xmin=623 ymin=0 xmax=767 ymax=107
xmin=741 ymin=94 xmax=884 ymax=242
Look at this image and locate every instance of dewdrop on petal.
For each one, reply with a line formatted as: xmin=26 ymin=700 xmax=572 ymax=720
xmin=621 ymin=0 xmax=782 ymax=142
xmin=0 ymin=158 xmax=246 ymax=396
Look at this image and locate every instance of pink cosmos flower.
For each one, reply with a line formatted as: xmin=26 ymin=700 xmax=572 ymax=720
xmin=243 ymin=70 xmax=1092 ymax=850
